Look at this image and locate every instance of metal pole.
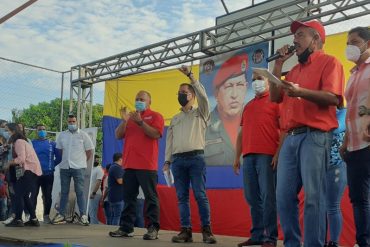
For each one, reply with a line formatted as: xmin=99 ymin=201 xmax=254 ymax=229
xmin=0 ymin=0 xmax=38 ymax=24
xmin=81 ymin=87 xmax=86 ymax=129
xmin=69 ymin=71 xmax=74 ymax=115
xmin=77 ymin=82 xmax=82 ymax=128
xmin=220 ymin=0 xmax=229 ymax=14
xmin=89 ymin=85 xmax=93 ymax=128
xmin=59 ymin=72 xmax=65 ymax=132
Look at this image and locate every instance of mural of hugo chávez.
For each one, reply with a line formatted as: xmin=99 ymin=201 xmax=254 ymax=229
xmin=204 ymin=53 xmax=248 ymax=166
xmin=200 ymin=43 xmax=269 ymax=166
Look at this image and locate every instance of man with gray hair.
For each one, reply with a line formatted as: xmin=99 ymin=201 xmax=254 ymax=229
xmin=269 ymin=20 xmax=344 ymax=247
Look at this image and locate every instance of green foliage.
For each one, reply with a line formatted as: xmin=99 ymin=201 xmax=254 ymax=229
xmin=11 ymin=98 xmax=103 ymax=155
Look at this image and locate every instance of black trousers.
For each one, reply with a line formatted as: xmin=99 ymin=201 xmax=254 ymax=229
xmin=33 ymin=174 xmax=54 ymax=216
xmin=14 ymin=170 xmax=38 ymax=220
xmin=119 ymin=169 xmax=159 ymax=232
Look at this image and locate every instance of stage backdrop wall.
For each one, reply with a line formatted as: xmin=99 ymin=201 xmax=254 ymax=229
xmin=102 ymin=32 xmax=356 ymax=246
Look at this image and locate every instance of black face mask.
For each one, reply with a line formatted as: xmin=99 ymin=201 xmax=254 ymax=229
xmin=94 ymin=161 xmax=99 ymax=167
xmin=298 ymin=47 xmax=313 ymax=64
xmin=178 ymin=93 xmax=189 ymax=107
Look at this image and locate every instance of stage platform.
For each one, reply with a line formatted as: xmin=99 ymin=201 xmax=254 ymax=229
xmin=0 ymin=222 xmax=284 ymax=247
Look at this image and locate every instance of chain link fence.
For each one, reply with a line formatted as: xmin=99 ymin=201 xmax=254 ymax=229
xmin=0 ymin=57 xmax=69 ymax=122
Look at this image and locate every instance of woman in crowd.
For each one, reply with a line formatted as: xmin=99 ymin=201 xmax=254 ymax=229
xmin=4 ymin=123 xmax=42 ymax=227
xmin=325 ymin=108 xmax=347 ymax=247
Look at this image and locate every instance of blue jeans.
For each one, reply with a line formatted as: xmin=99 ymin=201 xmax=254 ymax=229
xmin=59 ymin=168 xmax=86 ymax=216
xmin=89 ymin=193 xmax=101 ymax=224
xmin=345 ymin=147 xmax=370 ymax=247
xmin=109 ymin=201 xmax=124 ymax=226
xmin=103 ymin=201 xmax=110 ymax=224
xmin=0 ymin=197 xmax=7 ymax=221
xmin=242 ymin=154 xmax=277 ymax=243
xmin=326 ymin=160 xmax=347 ymax=244
xmin=277 ymin=130 xmax=332 ymax=247
xmin=171 ymin=154 xmax=210 ymax=227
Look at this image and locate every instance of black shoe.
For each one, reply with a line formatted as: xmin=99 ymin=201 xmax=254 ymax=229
xmin=24 ymin=218 xmax=40 ymax=227
xmin=109 ymin=228 xmax=134 ymax=237
xmin=5 ymin=219 xmax=24 ymax=227
xmin=238 ymin=239 xmax=264 ymax=247
xmin=202 ymin=225 xmax=217 ymax=244
xmin=143 ymin=225 xmax=158 ymax=240
xmin=172 ymin=227 xmax=193 ymax=243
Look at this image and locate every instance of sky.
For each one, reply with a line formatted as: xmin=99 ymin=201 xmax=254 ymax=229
xmin=0 ymin=0 xmax=258 ymax=121
xmin=0 ymin=0 xmax=369 ymax=121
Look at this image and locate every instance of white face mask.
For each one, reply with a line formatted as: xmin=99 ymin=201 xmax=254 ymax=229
xmin=252 ymin=79 xmax=266 ymax=94
xmin=345 ymin=43 xmax=366 ymax=62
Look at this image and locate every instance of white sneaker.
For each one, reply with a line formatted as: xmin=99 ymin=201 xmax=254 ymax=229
xmin=3 ymin=216 xmax=14 ymax=225
xmin=51 ymin=213 xmax=66 ymax=225
xmin=80 ymin=215 xmax=89 ymax=226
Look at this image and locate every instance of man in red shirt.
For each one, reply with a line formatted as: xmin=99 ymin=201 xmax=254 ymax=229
xmin=233 ymin=74 xmax=280 ymax=247
xmin=270 ymin=20 xmax=344 ymax=247
xmin=109 ymin=90 xmax=164 ymax=240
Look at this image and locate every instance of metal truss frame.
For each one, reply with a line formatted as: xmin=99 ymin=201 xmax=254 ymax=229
xmin=70 ymin=0 xmax=370 ymax=127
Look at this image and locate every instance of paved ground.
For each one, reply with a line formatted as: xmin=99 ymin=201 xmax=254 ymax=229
xmin=0 ymin=222 xmax=284 ymax=247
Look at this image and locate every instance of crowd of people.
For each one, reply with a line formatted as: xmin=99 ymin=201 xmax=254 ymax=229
xmin=0 ymin=20 xmax=369 ymax=247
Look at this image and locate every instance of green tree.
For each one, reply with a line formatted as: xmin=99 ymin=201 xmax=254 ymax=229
xmin=11 ymin=98 xmax=103 ymax=155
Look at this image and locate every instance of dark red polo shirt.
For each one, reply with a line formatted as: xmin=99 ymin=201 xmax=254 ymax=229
xmin=241 ymin=92 xmax=280 ymax=156
xmin=281 ymin=50 xmax=344 ymax=132
xmin=122 ymin=108 xmax=164 ymax=171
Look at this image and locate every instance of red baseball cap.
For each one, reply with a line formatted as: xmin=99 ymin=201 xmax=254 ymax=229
xmin=213 ymin=53 xmax=248 ymax=89
xmin=290 ymin=20 xmax=326 ymax=43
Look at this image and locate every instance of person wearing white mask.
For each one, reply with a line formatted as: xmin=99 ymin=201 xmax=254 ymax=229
xmin=51 ymin=114 xmax=94 ymax=226
xmin=232 ymin=74 xmax=280 ymax=247
xmin=340 ymin=26 xmax=370 ymax=247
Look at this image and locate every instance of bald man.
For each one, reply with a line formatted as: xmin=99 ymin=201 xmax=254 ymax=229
xmin=109 ymin=90 xmax=164 ymax=241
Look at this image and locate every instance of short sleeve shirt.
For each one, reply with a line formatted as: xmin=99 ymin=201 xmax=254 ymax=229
xmin=281 ymin=50 xmax=345 ymax=132
xmin=241 ymin=92 xmax=280 ymax=156
xmin=90 ymin=166 xmax=104 ymax=195
xmin=108 ymin=163 xmax=124 ymax=203
xmin=345 ymin=58 xmax=370 ymax=151
xmin=122 ymin=108 xmax=164 ymax=171
xmin=56 ymin=129 xmax=94 ymax=169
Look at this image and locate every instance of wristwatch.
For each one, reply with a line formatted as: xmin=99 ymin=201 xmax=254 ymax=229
xmin=137 ymin=120 xmax=144 ymax=126
xmin=92 ymin=191 xmax=96 ymax=196
xmin=164 ymin=161 xmax=171 ymax=165
xmin=359 ymin=105 xmax=370 ymax=116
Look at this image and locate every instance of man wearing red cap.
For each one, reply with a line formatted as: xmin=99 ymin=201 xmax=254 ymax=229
xmin=269 ymin=20 xmax=344 ymax=247
xmin=205 ymin=52 xmax=248 ymax=166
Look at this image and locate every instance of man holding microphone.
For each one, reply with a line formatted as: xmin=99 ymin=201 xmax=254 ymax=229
xmin=269 ymin=20 xmax=344 ymax=247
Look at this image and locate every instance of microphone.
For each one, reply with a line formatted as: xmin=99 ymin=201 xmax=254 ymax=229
xmin=266 ymin=45 xmax=296 ymax=62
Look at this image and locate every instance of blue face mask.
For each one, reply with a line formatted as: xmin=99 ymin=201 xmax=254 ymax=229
xmin=38 ymin=130 xmax=47 ymax=138
xmin=135 ymin=101 xmax=146 ymax=112
xmin=68 ymin=124 xmax=77 ymax=132
xmin=0 ymin=128 xmax=10 ymax=140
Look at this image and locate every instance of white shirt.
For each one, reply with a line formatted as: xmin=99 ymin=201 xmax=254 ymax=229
xmin=56 ymin=129 xmax=94 ymax=169
xmin=90 ymin=166 xmax=104 ymax=195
